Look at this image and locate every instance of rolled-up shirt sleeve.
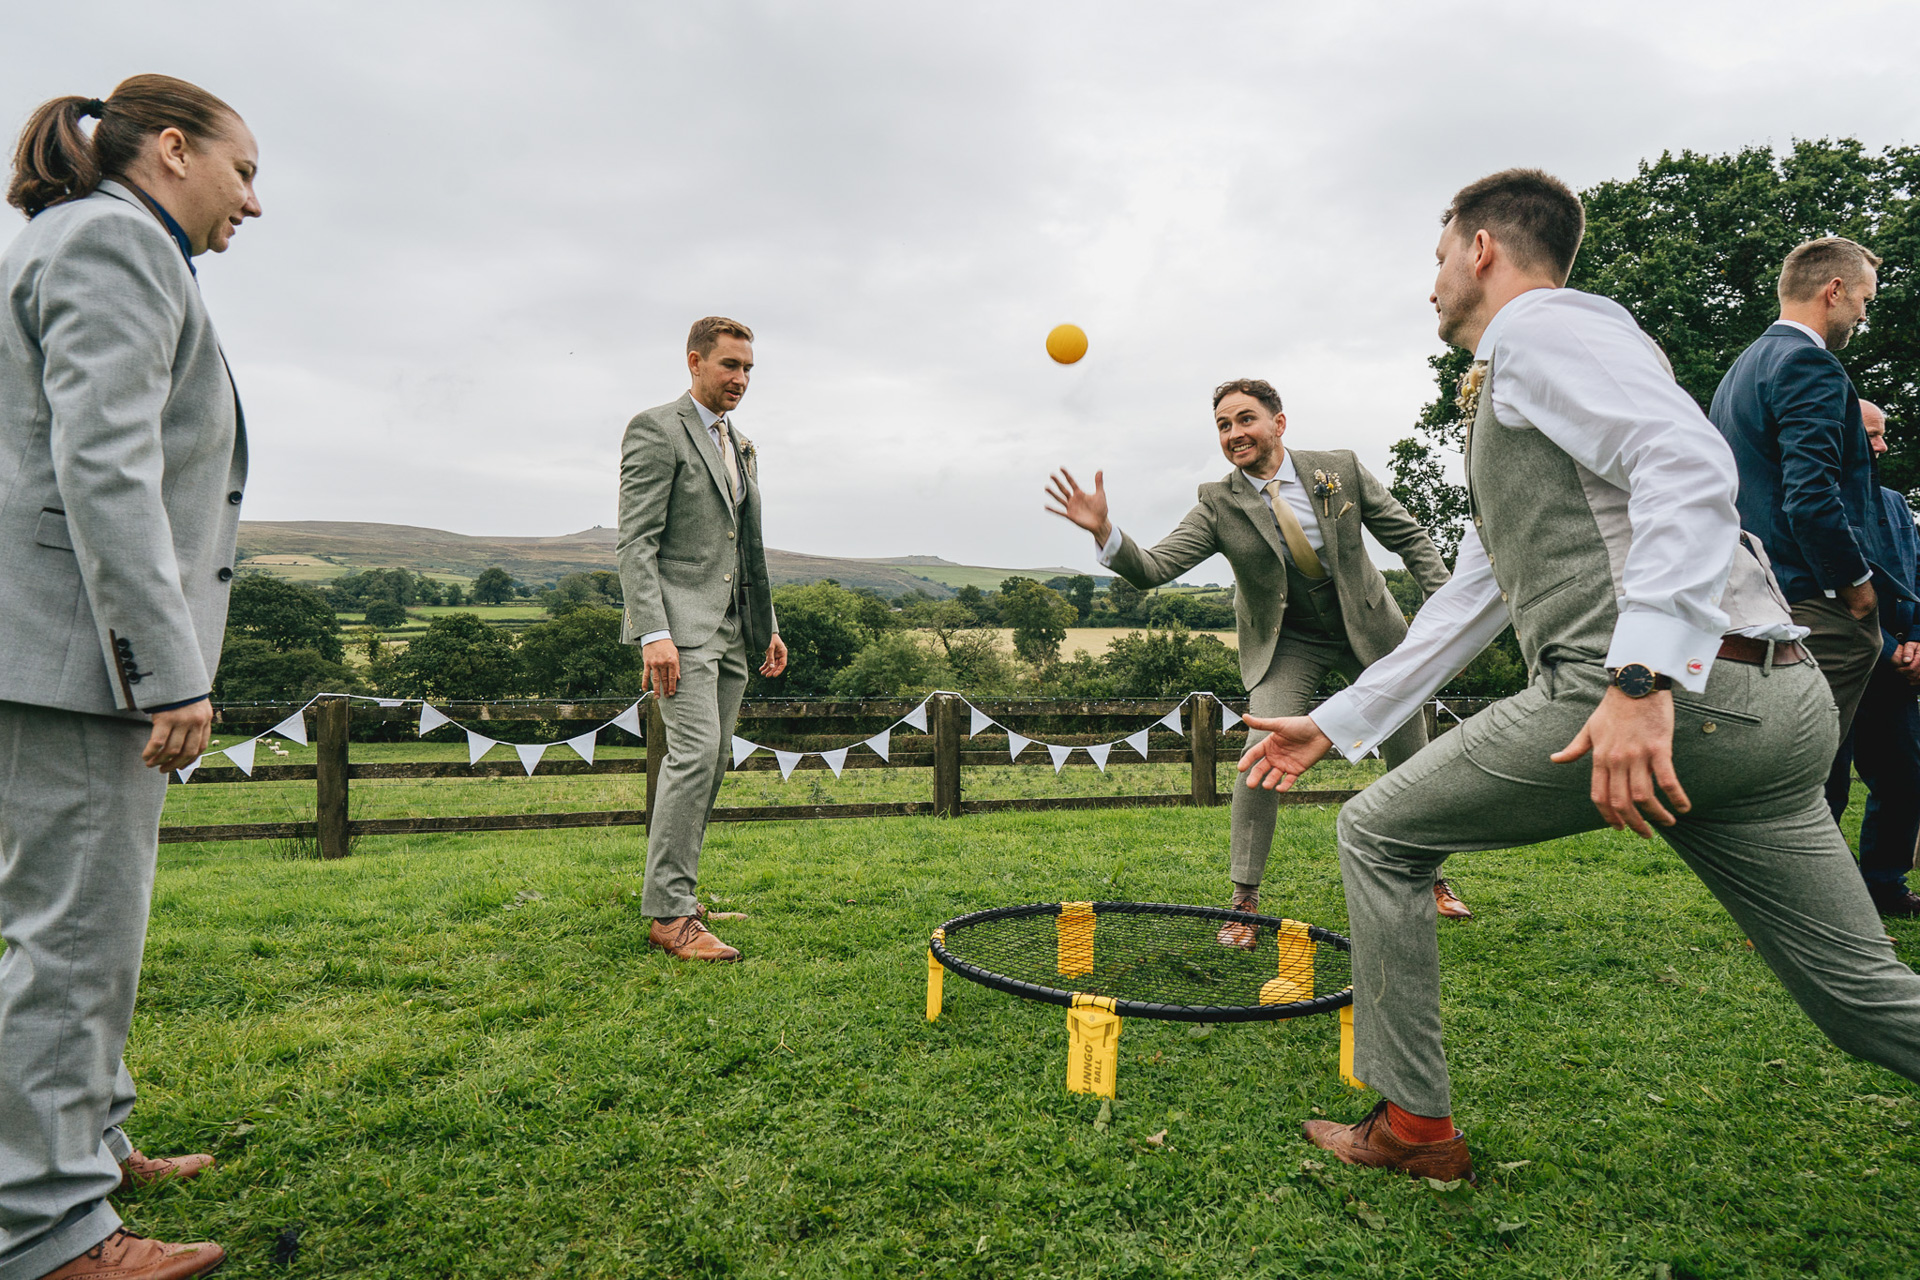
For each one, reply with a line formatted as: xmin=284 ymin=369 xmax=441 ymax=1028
xmin=1310 ymin=527 xmax=1509 ymax=760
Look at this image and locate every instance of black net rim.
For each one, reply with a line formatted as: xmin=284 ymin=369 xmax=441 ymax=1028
xmin=930 ymin=900 xmax=1354 ymax=1023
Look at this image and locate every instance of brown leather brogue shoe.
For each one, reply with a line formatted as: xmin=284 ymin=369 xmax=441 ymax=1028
xmin=1867 ymin=882 xmax=1920 ymax=918
xmin=649 ymin=914 xmax=741 ymax=962
xmin=1433 ymin=879 xmax=1473 ymax=920
xmin=1215 ymin=893 xmax=1258 ymax=949
xmin=1302 ymin=1100 xmax=1473 ymax=1182
xmin=39 ymin=1228 xmax=224 ymax=1279
xmin=118 ymin=1149 xmax=214 ymax=1193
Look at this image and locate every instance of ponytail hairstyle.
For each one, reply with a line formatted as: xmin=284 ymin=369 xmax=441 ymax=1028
xmin=7 ymin=74 xmax=239 ymax=219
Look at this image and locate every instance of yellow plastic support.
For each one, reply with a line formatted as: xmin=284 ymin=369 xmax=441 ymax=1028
xmin=1066 ymin=994 xmax=1122 ymax=1097
xmin=1339 ymin=1005 xmax=1365 ymax=1089
xmin=1056 ymin=901 xmax=1096 ymax=978
xmin=1259 ymin=918 xmax=1316 ymax=1005
xmin=926 ymin=934 xmax=944 ymax=1023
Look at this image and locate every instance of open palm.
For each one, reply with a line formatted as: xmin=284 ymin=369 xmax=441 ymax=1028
xmin=1237 ymin=714 xmax=1334 ymax=792
xmin=1044 ymin=467 xmax=1110 ymax=538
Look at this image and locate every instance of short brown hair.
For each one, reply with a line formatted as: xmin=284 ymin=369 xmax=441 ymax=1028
xmin=1212 ymin=378 xmax=1282 ymax=417
xmin=1442 ymin=169 xmax=1585 ymax=284
xmin=687 ymin=316 xmax=754 ymax=358
xmin=1777 ymin=237 xmax=1880 ymax=304
xmin=8 ymin=74 xmax=240 ymax=219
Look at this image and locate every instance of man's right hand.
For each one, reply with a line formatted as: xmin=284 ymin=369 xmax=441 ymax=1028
xmin=1044 ymin=468 xmax=1113 ymax=546
xmin=1839 ymin=579 xmax=1877 ymax=620
xmin=1237 ymin=714 xmax=1334 ymax=792
xmin=643 ymin=637 xmax=681 ymax=697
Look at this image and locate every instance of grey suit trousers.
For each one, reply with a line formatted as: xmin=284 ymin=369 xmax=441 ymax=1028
xmin=1792 ymin=596 xmax=1882 ymax=743
xmin=1336 ymin=659 xmax=1920 ymax=1118
xmin=1230 ymin=635 xmax=1426 ymax=888
xmin=643 ymin=613 xmax=750 ymax=919
xmin=0 ymin=703 xmax=167 ymax=1278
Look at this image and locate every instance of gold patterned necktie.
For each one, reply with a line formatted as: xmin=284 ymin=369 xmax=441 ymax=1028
xmin=1264 ymin=480 xmax=1327 ymax=579
xmin=715 ymin=417 xmax=743 ymax=505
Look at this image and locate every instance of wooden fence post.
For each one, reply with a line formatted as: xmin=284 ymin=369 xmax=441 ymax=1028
xmin=315 ymin=696 xmax=351 ymax=859
xmin=645 ymin=696 xmax=667 ymax=826
xmin=1189 ymin=696 xmax=1218 ymax=808
xmin=932 ymin=693 xmax=961 ymax=818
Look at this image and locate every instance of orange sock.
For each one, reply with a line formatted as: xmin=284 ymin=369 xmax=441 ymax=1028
xmin=1385 ymin=1102 xmax=1454 ymax=1145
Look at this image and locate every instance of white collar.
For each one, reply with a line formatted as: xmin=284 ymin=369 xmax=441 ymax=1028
xmin=1775 ymin=318 xmax=1827 ymax=350
xmin=1244 ymin=449 xmax=1296 ymax=490
xmin=1472 ymin=286 xmax=1558 ymax=362
xmin=690 ymin=396 xmax=724 ymax=429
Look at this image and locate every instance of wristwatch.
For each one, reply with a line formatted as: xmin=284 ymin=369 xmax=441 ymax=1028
xmin=1607 ymin=663 xmax=1672 ymax=698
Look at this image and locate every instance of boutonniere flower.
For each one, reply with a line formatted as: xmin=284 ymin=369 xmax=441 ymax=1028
xmin=1312 ymin=469 xmax=1342 ymax=517
xmin=737 ymin=437 xmax=757 ymax=474
xmin=1456 ymin=360 xmax=1489 ymax=420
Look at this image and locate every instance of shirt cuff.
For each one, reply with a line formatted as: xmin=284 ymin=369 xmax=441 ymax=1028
xmin=639 ymin=629 xmax=672 ymax=647
xmin=1852 ymin=572 xmax=1873 ymax=587
xmin=1095 ymin=526 xmax=1124 ymax=567
xmin=1307 ymin=696 xmax=1379 ymax=763
xmin=142 ymin=693 xmax=210 ymax=714
xmin=1604 ymin=610 xmax=1724 ymax=694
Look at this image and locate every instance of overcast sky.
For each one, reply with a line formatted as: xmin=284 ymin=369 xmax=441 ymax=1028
xmin=5 ymin=1 xmax=1918 ymax=584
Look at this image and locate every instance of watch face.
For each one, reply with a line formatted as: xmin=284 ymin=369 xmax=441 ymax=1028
xmin=1613 ymin=664 xmax=1656 ymax=698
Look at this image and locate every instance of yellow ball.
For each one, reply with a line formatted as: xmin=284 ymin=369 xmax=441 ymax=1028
xmin=1046 ymin=323 xmax=1088 ymax=364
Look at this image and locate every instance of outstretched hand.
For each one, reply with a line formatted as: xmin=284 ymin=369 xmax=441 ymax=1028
xmin=1549 ymin=687 xmax=1690 ymax=838
xmin=1044 ymin=468 xmax=1113 ymax=545
xmin=1237 ymin=714 xmax=1334 ymax=792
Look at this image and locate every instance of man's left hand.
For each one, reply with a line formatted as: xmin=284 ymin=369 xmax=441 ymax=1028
xmin=1550 ymin=687 xmax=1690 ymax=838
xmin=1893 ymin=640 xmax=1920 ymax=686
xmin=761 ymin=635 xmax=788 ymax=678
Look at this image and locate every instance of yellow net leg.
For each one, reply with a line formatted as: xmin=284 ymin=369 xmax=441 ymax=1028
xmin=926 ymin=934 xmax=944 ymax=1022
xmin=1339 ymin=1004 xmax=1366 ymax=1089
xmin=1066 ymin=994 xmax=1121 ymax=1097
xmin=1259 ymin=918 xmax=1316 ymax=1005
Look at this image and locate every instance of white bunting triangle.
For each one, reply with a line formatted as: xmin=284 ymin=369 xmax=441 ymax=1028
xmin=1087 ymin=742 xmax=1112 ymax=772
xmin=175 ymin=757 xmax=201 ymax=783
xmin=775 ymin=750 xmax=803 ymax=781
xmin=902 ymin=700 xmax=929 ymax=732
xmin=821 ymin=747 xmax=849 ymax=778
xmin=564 ymin=730 xmax=597 ymax=764
xmin=1218 ymin=700 xmax=1243 ymax=730
xmin=1048 ymin=743 xmax=1074 ymax=773
xmin=612 ymin=702 xmax=643 ymax=737
xmin=376 ymin=698 xmax=404 ymax=707
xmin=864 ymin=730 xmax=891 ymax=762
xmin=222 ymin=737 xmax=257 ymax=776
xmin=515 ymin=743 xmax=547 ymax=776
xmin=732 ymin=736 xmax=760 ymax=768
xmin=467 ymin=730 xmax=496 ymax=766
xmin=1125 ymin=728 xmax=1151 ymax=758
xmin=1008 ymin=731 xmax=1032 ymax=761
xmin=1159 ymin=706 xmax=1184 ymax=735
xmin=270 ymin=711 xmax=308 ymax=745
xmin=419 ymin=703 xmax=451 ymax=735
xmin=969 ymin=706 xmax=994 ymax=738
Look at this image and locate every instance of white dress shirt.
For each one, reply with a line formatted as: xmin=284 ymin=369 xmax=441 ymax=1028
xmin=1094 ymin=449 xmax=1322 ymax=568
xmin=1312 ymin=287 xmax=1800 ymax=761
xmin=639 ymin=396 xmax=740 ymax=648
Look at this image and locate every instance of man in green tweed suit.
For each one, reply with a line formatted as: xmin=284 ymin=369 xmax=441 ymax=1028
xmin=1046 ymin=379 xmax=1459 ymax=931
xmin=617 ymin=317 xmax=785 ymax=962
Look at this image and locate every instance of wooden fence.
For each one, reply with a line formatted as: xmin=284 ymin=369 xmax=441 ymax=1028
xmin=159 ymin=695 xmax=1491 ymax=856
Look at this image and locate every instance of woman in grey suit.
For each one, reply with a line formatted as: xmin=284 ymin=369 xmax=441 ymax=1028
xmin=0 ymin=75 xmax=258 ymax=1280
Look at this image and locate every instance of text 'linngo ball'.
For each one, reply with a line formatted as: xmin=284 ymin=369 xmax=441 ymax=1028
xmin=1045 ymin=324 xmax=1088 ymax=364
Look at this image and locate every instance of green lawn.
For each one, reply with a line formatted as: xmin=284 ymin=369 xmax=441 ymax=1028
xmin=123 ymin=786 xmax=1916 ymax=1279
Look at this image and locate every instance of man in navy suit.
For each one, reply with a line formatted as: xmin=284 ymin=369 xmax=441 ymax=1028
xmin=1709 ymin=236 xmax=1907 ymax=742
xmin=1824 ymin=401 xmax=1920 ymax=915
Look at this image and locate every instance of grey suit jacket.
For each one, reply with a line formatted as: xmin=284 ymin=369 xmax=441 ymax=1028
xmin=616 ymin=392 xmax=776 ymax=656
xmin=1109 ymin=448 xmax=1449 ymax=687
xmin=0 ymin=180 xmax=247 ymax=717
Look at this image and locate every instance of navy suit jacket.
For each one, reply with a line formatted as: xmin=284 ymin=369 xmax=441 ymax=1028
xmin=1879 ymin=487 xmax=1919 ymax=656
xmin=1708 ymin=323 xmax=1906 ymax=605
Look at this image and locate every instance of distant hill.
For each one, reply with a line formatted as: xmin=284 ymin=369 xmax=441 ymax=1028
xmin=233 ymin=521 xmax=1102 ymax=598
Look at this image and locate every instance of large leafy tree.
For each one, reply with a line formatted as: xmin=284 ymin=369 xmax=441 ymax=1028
xmin=518 ymin=607 xmax=643 ymax=698
xmin=998 ymin=577 xmax=1076 ymax=666
xmin=1391 ymin=139 xmax=1920 ymax=561
xmin=375 ymin=613 xmax=521 ymax=699
xmin=226 ymin=575 xmax=343 ymax=661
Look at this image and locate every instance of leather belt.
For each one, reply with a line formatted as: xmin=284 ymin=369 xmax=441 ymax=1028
xmin=1716 ymin=636 xmax=1807 ymax=666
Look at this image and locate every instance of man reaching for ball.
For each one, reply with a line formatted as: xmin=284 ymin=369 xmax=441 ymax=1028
xmin=1238 ymin=168 xmax=1920 ymax=1182
xmin=1046 ymin=379 xmax=1467 ymax=934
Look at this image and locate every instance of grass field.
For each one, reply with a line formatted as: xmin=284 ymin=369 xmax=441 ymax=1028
xmin=123 ymin=764 xmax=1920 ymax=1278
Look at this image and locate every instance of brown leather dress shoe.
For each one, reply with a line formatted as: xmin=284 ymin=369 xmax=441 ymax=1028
xmin=649 ymin=914 xmax=741 ymax=962
xmin=118 ymin=1150 xmax=214 ymax=1193
xmin=39 ymin=1228 xmax=224 ymax=1279
xmin=1215 ymin=892 xmax=1259 ymax=950
xmin=1302 ymin=1100 xmax=1473 ymax=1182
xmin=1866 ymin=882 xmax=1920 ymax=918
xmin=1433 ymin=879 xmax=1473 ymax=919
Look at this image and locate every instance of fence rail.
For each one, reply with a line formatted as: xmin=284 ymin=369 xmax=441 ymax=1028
xmin=162 ymin=694 xmax=1493 ymax=854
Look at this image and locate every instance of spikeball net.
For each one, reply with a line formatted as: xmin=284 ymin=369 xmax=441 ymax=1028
xmin=925 ymin=902 xmax=1360 ymax=1097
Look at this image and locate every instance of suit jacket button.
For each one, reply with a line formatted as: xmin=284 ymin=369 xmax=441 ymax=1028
xmin=724 ymin=572 xmax=732 ymax=582
xmin=727 ymin=530 xmax=735 ymax=539
xmin=228 ymin=491 xmax=243 ymax=504
xmin=217 ymin=567 xmax=234 ymax=581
